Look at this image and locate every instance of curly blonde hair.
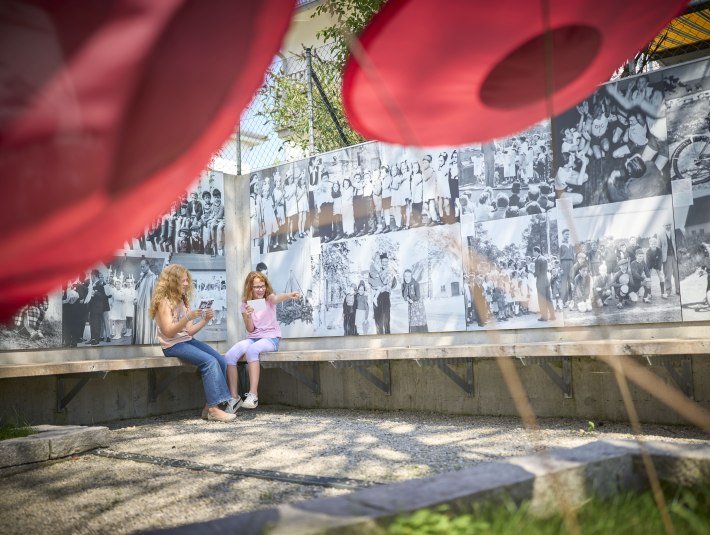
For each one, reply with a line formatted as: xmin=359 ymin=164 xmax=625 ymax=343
xmin=149 ymin=264 xmax=194 ymax=318
xmin=242 ymin=271 xmax=273 ymax=302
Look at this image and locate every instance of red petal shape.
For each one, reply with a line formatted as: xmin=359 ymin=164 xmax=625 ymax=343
xmin=342 ymin=0 xmax=686 ymax=146
xmin=0 ymin=0 xmax=294 ymax=320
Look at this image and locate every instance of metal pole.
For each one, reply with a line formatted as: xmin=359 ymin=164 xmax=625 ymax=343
xmin=306 ymin=47 xmax=315 ymax=156
xmin=236 ymin=126 xmax=242 ymax=176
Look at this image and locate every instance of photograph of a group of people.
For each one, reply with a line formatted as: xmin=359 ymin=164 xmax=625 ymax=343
xmin=248 ymin=141 xmax=465 ymax=261
xmin=124 ymin=170 xmax=226 ymax=257
xmin=459 ymin=121 xmax=555 ymax=223
xmin=559 ymin=196 xmax=682 ymax=326
xmin=59 ymin=253 xmax=168 ymax=347
xmin=553 ymin=70 xmax=672 ymax=209
xmin=59 ymin=254 xmax=228 ymax=348
xmin=319 ymin=225 xmax=466 ymax=336
xmin=461 ymin=211 xmax=563 ymax=330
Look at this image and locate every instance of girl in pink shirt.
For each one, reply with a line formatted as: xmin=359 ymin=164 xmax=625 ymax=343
xmin=225 ymin=271 xmax=299 ymax=408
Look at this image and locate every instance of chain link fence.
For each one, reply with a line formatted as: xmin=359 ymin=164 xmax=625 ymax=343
xmin=232 ymin=41 xmax=360 ymax=174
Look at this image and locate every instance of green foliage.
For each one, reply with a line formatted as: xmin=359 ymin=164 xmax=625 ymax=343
xmin=312 ymin=0 xmax=388 ymax=66
xmin=385 ymin=484 xmax=710 ymax=535
xmin=0 ymin=422 xmax=35 ymax=441
xmin=257 ymin=0 xmax=386 ymax=156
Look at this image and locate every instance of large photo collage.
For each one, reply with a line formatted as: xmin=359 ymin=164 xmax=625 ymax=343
xmin=1 ymin=170 xmax=229 ymax=351
xmin=250 ymin=57 xmax=710 ymax=338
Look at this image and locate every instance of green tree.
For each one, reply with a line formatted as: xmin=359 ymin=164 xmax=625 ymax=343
xmin=257 ymin=0 xmax=386 ymax=155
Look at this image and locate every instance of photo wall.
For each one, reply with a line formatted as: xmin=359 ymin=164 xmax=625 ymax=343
xmin=248 ymin=58 xmax=710 ymax=338
xmin=1 ymin=171 xmax=229 ymax=351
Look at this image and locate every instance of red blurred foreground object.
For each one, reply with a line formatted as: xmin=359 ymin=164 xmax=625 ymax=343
xmin=342 ymin=0 xmax=687 ymax=146
xmin=0 ymin=0 xmax=293 ymax=321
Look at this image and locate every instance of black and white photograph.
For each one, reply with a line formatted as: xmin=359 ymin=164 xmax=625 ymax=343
xmin=675 ymin=189 xmax=710 ymax=322
xmin=189 ymin=270 xmax=227 ymax=342
xmin=61 ymin=252 xmax=169 ymax=347
xmin=379 ymin=144 xmax=460 ymax=230
xmin=663 ymin=57 xmax=710 ymax=191
xmin=126 ymin=170 xmax=227 ymax=258
xmin=0 ymin=292 xmax=62 ymax=351
xmin=319 ymin=224 xmax=466 ymax=336
xmin=464 ymin=121 xmax=554 ymax=222
xmin=553 ymin=71 xmax=671 ymax=209
xmin=559 ymin=195 xmax=682 ymax=326
xmin=461 ymin=211 xmax=562 ymax=330
xmin=310 ymin=143 xmax=382 ymax=242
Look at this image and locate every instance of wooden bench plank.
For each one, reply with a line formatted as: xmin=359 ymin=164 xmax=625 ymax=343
xmin=261 ymin=339 xmax=710 ymax=362
xmin=1 ymin=339 xmax=707 ymax=379
xmin=0 ymin=357 xmax=186 ymax=380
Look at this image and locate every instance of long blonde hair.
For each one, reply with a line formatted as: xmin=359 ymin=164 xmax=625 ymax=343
xmin=149 ymin=264 xmax=194 ymax=318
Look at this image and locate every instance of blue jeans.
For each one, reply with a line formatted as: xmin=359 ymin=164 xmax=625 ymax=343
xmin=163 ymin=338 xmax=231 ymax=407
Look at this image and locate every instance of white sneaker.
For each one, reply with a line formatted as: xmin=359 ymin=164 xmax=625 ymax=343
xmin=224 ymin=397 xmax=243 ymax=414
xmin=243 ymin=393 xmax=258 ymax=409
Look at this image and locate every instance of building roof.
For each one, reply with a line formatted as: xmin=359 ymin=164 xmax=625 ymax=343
xmin=648 ymin=1 xmax=710 ymax=64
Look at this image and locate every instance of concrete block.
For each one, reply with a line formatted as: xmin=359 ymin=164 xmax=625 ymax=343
xmin=0 ymin=425 xmax=110 ymax=468
xmin=0 ymin=435 xmax=50 ymax=468
xmin=46 ymin=426 xmax=110 ymax=458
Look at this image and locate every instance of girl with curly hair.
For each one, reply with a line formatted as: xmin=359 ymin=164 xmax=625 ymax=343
xmin=224 ymin=271 xmax=300 ymax=409
xmin=150 ymin=264 xmax=239 ymax=423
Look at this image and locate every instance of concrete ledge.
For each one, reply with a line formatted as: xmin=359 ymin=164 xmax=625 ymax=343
xmin=0 ymin=425 xmax=110 ymax=468
xmin=262 ymin=338 xmax=710 ymax=363
xmin=154 ymin=440 xmax=710 ymax=535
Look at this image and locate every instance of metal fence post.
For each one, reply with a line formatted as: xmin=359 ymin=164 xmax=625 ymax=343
xmin=306 ymin=47 xmax=315 ymax=156
xmin=236 ymin=126 xmax=242 ymax=176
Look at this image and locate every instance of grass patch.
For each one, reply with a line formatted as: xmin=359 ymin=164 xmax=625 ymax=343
xmin=0 ymin=422 xmax=36 ymax=441
xmin=386 ymin=483 xmax=710 ymax=534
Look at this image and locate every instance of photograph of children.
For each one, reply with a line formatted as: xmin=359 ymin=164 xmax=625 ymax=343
xmin=62 ymin=252 xmax=169 ymax=347
xmin=559 ymin=195 xmax=682 ymax=326
xmin=320 ymin=224 xmax=466 ymax=336
xmin=553 ymin=71 xmax=671 ymax=209
xmin=458 ymin=144 xmax=487 ymax=220
xmin=188 ymin=270 xmax=227 ymax=342
xmin=663 ymin=58 xmax=710 ymax=192
xmin=249 ymin=162 xmax=294 ymax=255
xmin=674 ymin=187 xmax=710 ymax=321
xmin=125 ymin=170 xmax=227 ymax=257
xmin=461 ymin=211 xmax=562 ymax=330
xmin=0 ymin=293 xmax=62 ymax=350
xmin=380 ymin=144 xmax=461 ymax=229
xmin=307 ymin=143 xmax=382 ymax=242
xmin=465 ymin=121 xmax=554 ymax=222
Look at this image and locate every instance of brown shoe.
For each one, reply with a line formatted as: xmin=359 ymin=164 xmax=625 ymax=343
xmin=207 ymin=408 xmax=236 ymax=422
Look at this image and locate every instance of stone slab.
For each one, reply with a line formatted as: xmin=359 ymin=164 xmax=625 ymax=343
xmin=0 ymin=425 xmax=110 ymax=468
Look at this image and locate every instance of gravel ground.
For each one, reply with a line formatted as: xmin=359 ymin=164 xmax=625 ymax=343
xmin=0 ymin=406 xmax=708 ymax=534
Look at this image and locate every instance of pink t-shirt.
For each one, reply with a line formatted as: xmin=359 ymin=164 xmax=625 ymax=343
xmin=241 ymin=298 xmax=281 ymax=338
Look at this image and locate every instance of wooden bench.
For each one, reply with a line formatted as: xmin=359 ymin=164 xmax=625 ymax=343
xmin=259 ymin=338 xmax=710 ymax=399
xmin=1 ymin=338 xmax=706 ymax=409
